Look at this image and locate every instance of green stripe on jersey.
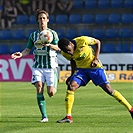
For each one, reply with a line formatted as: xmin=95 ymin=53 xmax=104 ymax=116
xmin=26 ymin=29 xmax=59 ymax=69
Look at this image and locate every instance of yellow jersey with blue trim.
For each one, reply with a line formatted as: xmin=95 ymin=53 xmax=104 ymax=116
xmin=62 ymin=36 xmax=103 ymax=69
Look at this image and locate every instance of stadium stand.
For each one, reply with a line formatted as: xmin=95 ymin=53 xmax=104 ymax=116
xmin=124 ymin=0 xmax=133 ymax=8
xmin=115 ymin=43 xmax=129 ymax=53
xmin=95 ymin=14 xmax=108 ymax=24
xmin=73 ymin=0 xmax=84 ymax=9
xmin=13 ymin=29 xmax=26 ymax=40
xmin=49 ymin=14 xmax=55 ymax=24
xmin=129 ymin=44 xmax=133 ymax=53
xmin=65 ymin=29 xmax=78 ymax=39
xmin=101 ymin=43 xmax=115 ymax=53
xmin=55 ymin=14 xmax=68 ymax=24
xmin=92 ymin=28 xmax=105 ymax=39
xmin=0 ymin=0 xmax=132 ymax=54
xmin=9 ymin=44 xmax=23 ymax=54
xmin=122 ymin=14 xmax=133 ymax=23
xmin=111 ymin=0 xmax=123 ymax=8
xmin=82 ymin=14 xmax=95 ymax=24
xmin=106 ymin=29 xmax=119 ymax=38
xmin=98 ymin=0 xmax=110 ymax=8
xmin=108 ymin=14 xmax=121 ymax=24
xmin=55 ymin=29 xmax=65 ymax=39
xmin=0 ymin=45 xmax=9 ymax=54
xmin=16 ymin=15 xmax=29 ymax=24
xmin=69 ymin=14 xmax=82 ymax=24
xmin=84 ymin=0 xmax=97 ymax=9
xmin=79 ymin=29 xmax=92 ymax=36
xmin=115 ymin=43 xmax=122 ymax=53
xmin=0 ymin=30 xmax=13 ymax=40
xmin=25 ymin=29 xmax=36 ymax=39
xmin=121 ymin=44 xmax=130 ymax=53
xmin=119 ymin=28 xmax=132 ymax=38
xmin=29 ymin=15 xmax=37 ymax=24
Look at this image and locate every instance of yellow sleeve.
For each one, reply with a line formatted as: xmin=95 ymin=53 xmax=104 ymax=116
xmin=62 ymin=51 xmax=72 ymax=60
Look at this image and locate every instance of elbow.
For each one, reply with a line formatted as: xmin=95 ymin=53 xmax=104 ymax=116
xmin=96 ymin=39 xmax=101 ymax=45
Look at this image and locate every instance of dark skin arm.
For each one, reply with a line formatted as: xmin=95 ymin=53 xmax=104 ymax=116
xmin=66 ymin=59 xmax=76 ymax=85
xmin=91 ymin=39 xmax=101 ymax=67
xmin=70 ymin=59 xmax=76 ymax=75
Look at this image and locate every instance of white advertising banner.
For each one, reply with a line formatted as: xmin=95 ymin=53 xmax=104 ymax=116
xmin=57 ymin=53 xmax=133 ymax=71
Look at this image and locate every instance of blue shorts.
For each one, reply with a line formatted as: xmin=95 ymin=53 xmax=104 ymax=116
xmin=70 ymin=68 xmax=109 ymax=87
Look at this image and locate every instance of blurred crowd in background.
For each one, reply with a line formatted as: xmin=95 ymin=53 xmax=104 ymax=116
xmin=0 ymin=0 xmax=73 ymax=29
xmin=0 ymin=0 xmax=132 ymax=54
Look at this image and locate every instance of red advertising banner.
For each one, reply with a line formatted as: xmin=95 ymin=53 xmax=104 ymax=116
xmin=0 ymin=55 xmax=33 ymax=81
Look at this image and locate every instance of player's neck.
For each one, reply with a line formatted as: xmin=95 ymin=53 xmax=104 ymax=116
xmin=40 ymin=26 xmax=47 ymax=31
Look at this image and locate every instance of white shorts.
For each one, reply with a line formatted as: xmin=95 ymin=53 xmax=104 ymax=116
xmin=31 ymin=67 xmax=58 ymax=88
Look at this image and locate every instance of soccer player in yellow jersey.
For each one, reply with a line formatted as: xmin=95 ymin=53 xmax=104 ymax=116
xmin=57 ymin=36 xmax=133 ymax=123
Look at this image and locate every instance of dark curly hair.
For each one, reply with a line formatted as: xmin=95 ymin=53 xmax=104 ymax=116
xmin=58 ymin=38 xmax=70 ymax=52
xmin=34 ymin=9 xmax=49 ymax=22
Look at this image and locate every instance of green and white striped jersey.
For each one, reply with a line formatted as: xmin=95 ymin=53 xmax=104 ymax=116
xmin=26 ymin=28 xmax=59 ymax=68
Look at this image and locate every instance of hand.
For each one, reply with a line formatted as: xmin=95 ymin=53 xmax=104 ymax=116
xmin=11 ymin=52 xmax=22 ymax=59
xmin=91 ymin=58 xmax=99 ymax=67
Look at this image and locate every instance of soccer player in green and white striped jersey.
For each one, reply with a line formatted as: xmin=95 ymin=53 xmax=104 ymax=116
xmin=11 ymin=9 xmax=60 ymax=122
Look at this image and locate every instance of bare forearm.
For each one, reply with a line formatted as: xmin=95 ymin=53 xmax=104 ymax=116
xmin=44 ymin=44 xmax=60 ymax=51
xmin=70 ymin=59 xmax=76 ymax=75
xmin=21 ymin=48 xmax=30 ymax=57
xmin=94 ymin=39 xmax=101 ymax=59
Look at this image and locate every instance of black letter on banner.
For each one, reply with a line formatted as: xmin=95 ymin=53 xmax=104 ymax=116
xmin=110 ymin=64 xmax=117 ymax=70
xmin=119 ymin=74 xmax=126 ymax=80
xmin=118 ymin=64 xmax=125 ymax=70
xmin=66 ymin=64 xmax=71 ymax=70
xmin=103 ymin=64 xmax=108 ymax=70
xmin=58 ymin=64 xmax=64 ymax=70
xmin=127 ymin=64 xmax=133 ymax=70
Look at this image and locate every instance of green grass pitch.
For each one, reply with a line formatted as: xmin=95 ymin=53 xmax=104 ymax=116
xmin=0 ymin=82 xmax=133 ymax=133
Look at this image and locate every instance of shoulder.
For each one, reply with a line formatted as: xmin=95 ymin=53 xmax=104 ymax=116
xmin=30 ymin=30 xmax=39 ymax=36
xmin=29 ymin=30 xmax=39 ymax=40
xmin=62 ymin=51 xmax=72 ymax=60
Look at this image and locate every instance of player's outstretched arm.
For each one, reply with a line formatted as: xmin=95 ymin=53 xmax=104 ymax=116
xmin=42 ymin=43 xmax=61 ymax=51
xmin=11 ymin=48 xmax=31 ymax=59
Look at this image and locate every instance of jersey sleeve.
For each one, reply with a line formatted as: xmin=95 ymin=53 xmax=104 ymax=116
xmin=26 ymin=33 xmax=34 ymax=49
xmin=62 ymin=51 xmax=72 ymax=61
xmin=49 ymin=30 xmax=59 ymax=45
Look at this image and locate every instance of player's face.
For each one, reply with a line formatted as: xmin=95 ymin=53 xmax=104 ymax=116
xmin=65 ymin=42 xmax=74 ymax=55
xmin=38 ymin=13 xmax=49 ymax=28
